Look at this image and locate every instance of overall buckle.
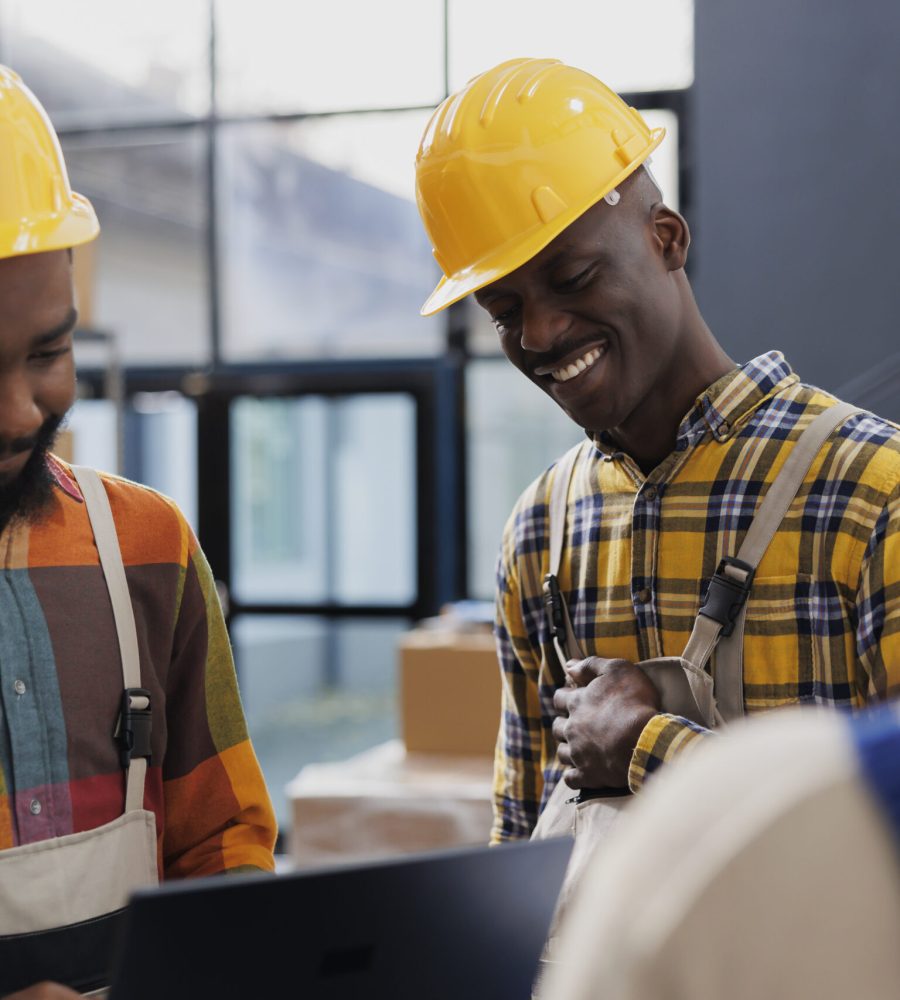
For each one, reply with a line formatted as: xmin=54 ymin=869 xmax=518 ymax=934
xmin=699 ymin=557 xmax=755 ymax=637
xmin=542 ymin=573 xmax=566 ymax=642
xmin=114 ymin=687 xmax=152 ymax=769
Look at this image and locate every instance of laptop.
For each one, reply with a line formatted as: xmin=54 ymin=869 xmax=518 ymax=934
xmin=103 ymin=836 xmax=573 ymax=999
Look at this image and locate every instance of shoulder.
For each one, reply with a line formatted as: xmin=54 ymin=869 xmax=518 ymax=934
xmin=63 ymin=461 xmax=197 ymax=568
xmin=767 ymin=383 xmax=900 ymax=496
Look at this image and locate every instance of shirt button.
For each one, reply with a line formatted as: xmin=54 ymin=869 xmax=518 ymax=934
xmin=29 ymin=799 xmax=42 ymax=816
xmin=636 ymin=588 xmax=651 ymax=604
xmin=644 ymin=486 xmax=657 ymax=501
xmin=13 ymin=679 xmax=26 ymax=696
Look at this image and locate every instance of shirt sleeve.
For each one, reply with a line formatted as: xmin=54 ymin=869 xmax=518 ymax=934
xmin=855 ymin=479 xmax=900 ymax=700
xmin=628 ymin=713 xmax=712 ymax=792
xmin=491 ymin=536 xmax=546 ymax=844
xmin=160 ymin=529 xmax=277 ymax=878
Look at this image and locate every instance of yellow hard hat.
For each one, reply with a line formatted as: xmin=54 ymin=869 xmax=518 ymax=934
xmin=416 ymin=58 xmax=665 ymax=316
xmin=0 ymin=64 xmax=99 ymax=259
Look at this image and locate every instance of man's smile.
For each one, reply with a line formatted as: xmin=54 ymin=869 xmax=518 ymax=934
xmin=533 ymin=339 xmax=610 ymax=389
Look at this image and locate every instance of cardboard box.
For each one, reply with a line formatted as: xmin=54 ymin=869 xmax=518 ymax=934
xmin=286 ymin=739 xmax=494 ymax=867
xmin=53 ymin=429 xmax=74 ymax=462
xmin=72 ymin=240 xmax=97 ymax=329
xmin=398 ymin=629 xmax=501 ymax=756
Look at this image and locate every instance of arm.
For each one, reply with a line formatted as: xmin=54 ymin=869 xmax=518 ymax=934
xmin=628 ymin=713 xmax=713 ymax=791
xmin=490 ymin=541 xmax=546 ymax=843
xmin=161 ymin=532 xmax=277 ymax=878
xmin=855 ymin=480 xmax=900 ymax=701
xmin=553 ymin=658 xmax=711 ymax=793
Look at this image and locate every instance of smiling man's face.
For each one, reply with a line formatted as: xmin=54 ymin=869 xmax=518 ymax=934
xmin=473 ymin=171 xmax=691 ymax=439
xmin=0 ymin=250 xmax=77 ymax=530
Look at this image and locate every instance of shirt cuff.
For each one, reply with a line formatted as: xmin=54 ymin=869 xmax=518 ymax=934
xmin=628 ymin=713 xmax=711 ymax=792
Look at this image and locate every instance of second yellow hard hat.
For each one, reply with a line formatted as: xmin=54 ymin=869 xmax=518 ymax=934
xmin=415 ymin=58 xmax=664 ymax=316
xmin=0 ymin=64 xmax=99 ymax=260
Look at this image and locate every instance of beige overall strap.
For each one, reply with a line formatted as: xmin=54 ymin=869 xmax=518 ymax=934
xmin=543 ymin=442 xmax=588 ymax=665
xmin=682 ymin=401 xmax=862 ymax=722
xmin=71 ymin=466 xmax=148 ymax=813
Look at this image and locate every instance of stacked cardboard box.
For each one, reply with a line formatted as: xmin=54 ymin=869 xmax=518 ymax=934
xmin=287 ymin=613 xmax=503 ymax=867
xmin=398 ymin=627 xmax=501 ymax=756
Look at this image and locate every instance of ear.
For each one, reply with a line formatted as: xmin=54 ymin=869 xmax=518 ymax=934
xmin=651 ymin=204 xmax=690 ymax=271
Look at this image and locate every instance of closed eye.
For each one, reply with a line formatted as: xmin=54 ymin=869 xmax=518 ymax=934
xmin=553 ymin=267 xmax=595 ymax=294
xmin=490 ymin=305 xmax=521 ymax=333
xmin=29 ymin=346 xmax=71 ymax=366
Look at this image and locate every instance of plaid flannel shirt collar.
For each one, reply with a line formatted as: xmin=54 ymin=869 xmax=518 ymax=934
xmin=47 ymin=453 xmax=83 ymax=502
xmin=591 ymin=350 xmax=799 ymax=458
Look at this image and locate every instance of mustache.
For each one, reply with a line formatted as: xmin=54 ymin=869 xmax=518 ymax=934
xmin=0 ymin=414 xmax=64 ymax=460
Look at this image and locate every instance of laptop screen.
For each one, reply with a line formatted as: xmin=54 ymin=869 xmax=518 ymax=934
xmin=106 ymin=836 xmax=573 ymax=999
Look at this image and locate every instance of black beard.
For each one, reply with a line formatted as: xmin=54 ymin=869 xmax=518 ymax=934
xmin=0 ymin=414 xmax=66 ymax=535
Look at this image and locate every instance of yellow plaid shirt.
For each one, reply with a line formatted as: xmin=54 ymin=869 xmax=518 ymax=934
xmin=492 ymin=352 xmax=900 ymax=842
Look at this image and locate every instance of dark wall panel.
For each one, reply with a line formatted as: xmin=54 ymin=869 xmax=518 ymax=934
xmin=692 ymin=0 xmax=900 ymax=419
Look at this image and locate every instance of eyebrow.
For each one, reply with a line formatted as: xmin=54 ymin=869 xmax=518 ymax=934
xmin=538 ymin=247 xmax=613 ymax=276
xmin=31 ymin=307 xmax=79 ymax=348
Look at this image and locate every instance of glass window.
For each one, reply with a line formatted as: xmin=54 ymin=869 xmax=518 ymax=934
xmin=127 ymin=393 xmax=199 ymax=531
xmin=0 ymin=0 xmax=210 ymax=127
xmin=217 ymin=113 xmax=442 ymax=361
xmin=61 ymin=129 xmax=211 ymax=365
xmin=231 ymin=394 xmax=416 ymax=606
xmin=65 ymin=397 xmax=119 ymax=476
xmin=216 ymin=0 xmax=444 ymax=115
xmin=467 ymin=359 xmax=583 ymax=599
xmin=643 ymin=109 xmax=680 ymax=211
xmin=64 ymin=391 xmax=198 ymax=528
xmin=448 ymin=0 xmax=694 ymax=93
xmin=232 ymin=615 xmax=407 ymax=831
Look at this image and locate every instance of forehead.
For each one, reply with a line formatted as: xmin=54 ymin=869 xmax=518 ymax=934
xmin=475 ymin=198 xmax=625 ymax=300
xmin=0 ymin=251 xmax=74 ymax=348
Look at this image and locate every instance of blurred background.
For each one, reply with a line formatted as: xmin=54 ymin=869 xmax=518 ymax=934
xmin=6 ymin=0 xmax=897 ymax=845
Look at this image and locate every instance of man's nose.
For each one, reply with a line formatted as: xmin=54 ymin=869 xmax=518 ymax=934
xmin=519 ymin=300 xmax=572 ymax=354
xmin=0 ymin=373 xmax=43 ymax=453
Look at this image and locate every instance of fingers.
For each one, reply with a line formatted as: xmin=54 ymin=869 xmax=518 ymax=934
xmin=562 ymin=766 xmax=584 ymax=789
xmin=563 ymin=658 xmax=600 ymax=687
xmin=564 ymin=656 xmax=630 ymax=687
xmin=551 ymin=714 xmax=568 ymax=744
xmin=553 ymin=684 xmax=573 ymax=713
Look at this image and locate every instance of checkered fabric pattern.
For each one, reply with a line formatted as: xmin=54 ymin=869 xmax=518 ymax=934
xmin=0 ymin=459 xmax=276 ymax=876
xmin=493 ymin=352 xmax=900 ymax=842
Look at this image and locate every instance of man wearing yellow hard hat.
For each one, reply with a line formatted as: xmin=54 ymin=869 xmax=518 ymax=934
xmin=0 ymin=67 xmax=276 ymax=998
xmin=414 ymin=59 xmax=900 ymax=846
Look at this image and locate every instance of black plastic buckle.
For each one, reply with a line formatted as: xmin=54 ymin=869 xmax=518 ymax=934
xmin=114 ymin=687 xmax=152 ymax=769
xmin=698 ymin=557 xmax=756 ymax=637
xmin=542 ymin=573 xmax=566 ymax=641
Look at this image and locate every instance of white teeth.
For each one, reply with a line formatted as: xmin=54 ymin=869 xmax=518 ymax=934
xmin=551 ymin=347 xmax=603 ymax=383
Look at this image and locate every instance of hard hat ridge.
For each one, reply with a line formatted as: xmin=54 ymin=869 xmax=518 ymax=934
xmin=415 ymin=58 xmax=665 ymax=315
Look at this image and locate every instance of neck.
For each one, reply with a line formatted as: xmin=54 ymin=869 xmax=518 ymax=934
xmin=607 ymin=308 xmax=734 ymax=476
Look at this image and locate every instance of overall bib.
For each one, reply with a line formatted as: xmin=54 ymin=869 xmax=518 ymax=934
xmin=0 ymin=467 xmax=157 ymax=996
xmin=532 ymin=402 xmax=860 ymax=922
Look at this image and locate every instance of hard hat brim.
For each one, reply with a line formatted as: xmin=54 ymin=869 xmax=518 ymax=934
xmin=419 ymin=127 xmax=665 ymax=317
xmin=0 ymin=191 xmax=99 ymax=258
